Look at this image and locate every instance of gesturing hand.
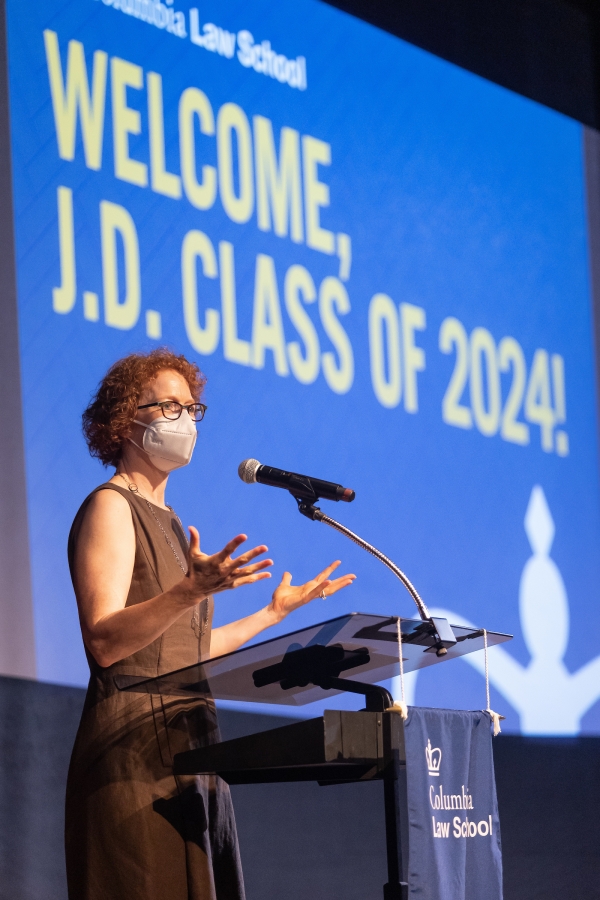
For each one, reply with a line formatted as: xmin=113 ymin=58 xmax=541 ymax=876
xmin=185 ymin=527 xmax=273 ymax=597
xmin=269 ymin=561 xmax=356 ymax=621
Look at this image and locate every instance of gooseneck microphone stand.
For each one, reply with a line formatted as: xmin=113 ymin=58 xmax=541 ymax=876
xmin=292 ymin=493 xmax=461 ymax=664
xmin=295 ymin=497 xmax=431 ymax=622
xmin=237 ymin=459 xmax=455 ymax=651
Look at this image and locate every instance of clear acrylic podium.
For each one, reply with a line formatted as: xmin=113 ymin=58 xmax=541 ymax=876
xmin=115 ymin=612 xmax=510 ymax=706
xmin=116 ymin=613 xmax=511 ymax=900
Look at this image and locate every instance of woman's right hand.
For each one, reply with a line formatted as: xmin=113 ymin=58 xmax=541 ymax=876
xmin=185 ymin=526 xmax=273 ymax=598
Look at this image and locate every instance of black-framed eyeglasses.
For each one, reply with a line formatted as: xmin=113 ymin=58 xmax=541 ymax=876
xmin=137 ymin=400 xmax=208 ymax=422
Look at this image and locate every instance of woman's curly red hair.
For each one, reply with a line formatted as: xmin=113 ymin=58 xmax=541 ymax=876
xmin=82 ymin=349 xmax=206 ymax=467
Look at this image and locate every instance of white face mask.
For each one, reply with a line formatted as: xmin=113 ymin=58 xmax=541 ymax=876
xmin=129 ymin=412 xmax=197 ymax=472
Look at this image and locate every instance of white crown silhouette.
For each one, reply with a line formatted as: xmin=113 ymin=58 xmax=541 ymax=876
xmin=425 ymin=738 xmax=442 ymax=776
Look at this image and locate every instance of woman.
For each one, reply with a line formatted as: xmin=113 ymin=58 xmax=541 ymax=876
xmin=66 ymin=348 xmax=355 ymax=900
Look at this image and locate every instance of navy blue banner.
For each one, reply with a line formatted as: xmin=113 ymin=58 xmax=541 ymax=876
xmin=404 ymin=707 xmax=502 ymax=899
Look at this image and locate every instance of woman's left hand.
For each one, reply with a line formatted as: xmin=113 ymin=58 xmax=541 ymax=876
xmin=268 ymin=561 xmax=356 ymax=621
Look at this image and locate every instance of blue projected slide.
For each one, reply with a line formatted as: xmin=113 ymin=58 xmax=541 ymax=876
xmin=5 ymin=0 xmax=600 ymax=733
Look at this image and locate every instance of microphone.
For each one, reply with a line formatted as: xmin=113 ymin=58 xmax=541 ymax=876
xmin=238 ymin=459 xmax=355 ymax=503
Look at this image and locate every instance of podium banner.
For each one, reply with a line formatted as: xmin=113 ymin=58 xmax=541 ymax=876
xmin=404 ymin=708 xmax=503 ymax=900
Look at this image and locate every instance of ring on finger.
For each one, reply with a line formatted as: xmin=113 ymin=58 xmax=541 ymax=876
xmin=319 ymin=589 xmax=327 ymax=600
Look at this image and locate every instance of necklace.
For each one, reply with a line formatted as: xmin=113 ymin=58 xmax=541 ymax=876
xmin=116 ymin=472 xmax=208 ymax=638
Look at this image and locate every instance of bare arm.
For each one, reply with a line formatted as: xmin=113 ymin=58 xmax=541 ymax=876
xmin=210 ymin=562 xmax=356 ymax=658
xmin=73 ymin=489 xmax=271 ymax=667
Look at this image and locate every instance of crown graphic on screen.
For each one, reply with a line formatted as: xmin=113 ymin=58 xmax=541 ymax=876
xmin=425 ymin=739 xmax=442 ymax=776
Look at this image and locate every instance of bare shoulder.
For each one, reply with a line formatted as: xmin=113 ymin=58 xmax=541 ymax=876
xmin=73 ymin=486 xmax=137 ymax=621
xmin=79 ymin=486 xmax=134 ymax=542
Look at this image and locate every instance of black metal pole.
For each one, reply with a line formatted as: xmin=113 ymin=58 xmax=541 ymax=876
xmin=382 ymin=713 xmax=409 ymax=900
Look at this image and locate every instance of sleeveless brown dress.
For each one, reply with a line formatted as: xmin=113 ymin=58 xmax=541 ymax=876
xmin=65 ymin=483 xmax=245 ymax=900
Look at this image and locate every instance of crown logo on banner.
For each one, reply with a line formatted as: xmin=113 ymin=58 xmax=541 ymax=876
xmin=425 ymin=738 xmax=442 ymax=776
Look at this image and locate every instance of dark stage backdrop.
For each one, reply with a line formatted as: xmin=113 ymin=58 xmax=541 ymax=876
xmin=323 ymin=0 xmax=600 ymax=131
xmin=0 ymin=676 xmax=598 ymax=900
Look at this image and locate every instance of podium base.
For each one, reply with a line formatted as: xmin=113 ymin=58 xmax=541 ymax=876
xmin=383 ymin=882 xmax=408 ymax=900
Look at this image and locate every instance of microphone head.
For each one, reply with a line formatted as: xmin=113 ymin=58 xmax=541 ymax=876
xmin=238 ymin=458 xmax=261 ymax=484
